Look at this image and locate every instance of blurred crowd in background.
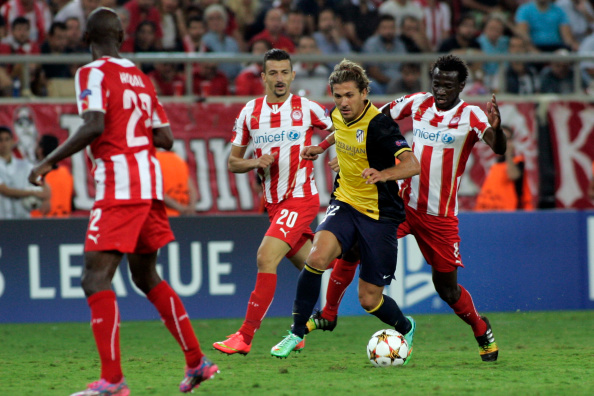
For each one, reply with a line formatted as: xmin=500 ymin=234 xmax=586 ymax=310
xmin=2 ymin=0 xmax=594 ymax=97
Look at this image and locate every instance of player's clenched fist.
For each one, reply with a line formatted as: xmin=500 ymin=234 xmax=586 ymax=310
xmin=361 ymin=168 xmax=386 ymax=184
xmin=255 ymin=153 xmax=276 ymax=168
xmin=301 ymin=145 xmax=324 ymax=160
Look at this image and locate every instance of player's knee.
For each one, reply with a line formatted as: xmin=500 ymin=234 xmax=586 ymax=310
xmin=256 ymin=252 xmax=280 ymax=272
xmin=358 ymin=292 xmax=381 ymax=312
xmin=435 ymin=285 xmax=459 ymax=305
xmin=305 ymin=250 xmax=331 ymax=271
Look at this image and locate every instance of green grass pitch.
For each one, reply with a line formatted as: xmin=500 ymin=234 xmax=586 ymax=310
xmin=1 ymin=311 xmax=593 ymax=395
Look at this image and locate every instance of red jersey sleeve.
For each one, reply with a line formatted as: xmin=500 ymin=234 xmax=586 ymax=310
xmin=75 ymin=66 xmax=108 ymax=115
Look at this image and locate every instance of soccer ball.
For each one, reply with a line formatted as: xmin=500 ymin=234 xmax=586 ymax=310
xmin=366 ymin=329 xmax=409 ymax=367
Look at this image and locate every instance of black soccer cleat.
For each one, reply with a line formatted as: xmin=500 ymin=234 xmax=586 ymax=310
xmin=305 ymin=310 xmax=337 ymax=334
xmin=476 ymin=316 xmax=498 ymax=362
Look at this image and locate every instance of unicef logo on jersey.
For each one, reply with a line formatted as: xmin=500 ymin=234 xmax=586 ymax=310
xmin=441 ymin=133 xmax=455 ymax=144
xmin=287 ymin=130 xmax=301 ymax=141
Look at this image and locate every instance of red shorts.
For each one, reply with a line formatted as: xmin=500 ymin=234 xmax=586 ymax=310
xmin=85 ymin=200 xmax=174 ymax=254
xmin=265 ymin=195 xmax=319 ymax=258
xmin=397 ymin=206 xmax=463 ymax=272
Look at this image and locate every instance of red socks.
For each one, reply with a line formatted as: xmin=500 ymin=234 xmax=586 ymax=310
xmin=147 ymin=281 xmax=203 ymax=367
xmin=239 ymin=272 xmax=277 ymax=344
xmin=322 ymin=258 xmax=359 ymax=321
xmin=449 ymin=285 xmax=487 ymax=336
xmin=87 ymin=290 xmax=122 ymax=384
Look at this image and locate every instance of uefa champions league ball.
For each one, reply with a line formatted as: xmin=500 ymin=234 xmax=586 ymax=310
xmin=366 ymin=329 xmax=409 ymax=367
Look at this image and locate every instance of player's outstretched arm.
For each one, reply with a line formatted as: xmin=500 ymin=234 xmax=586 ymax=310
xmin=483 ymin=94 xmax=507 ymax=155
xmin=228 ymin=144 xmax=276 ymax=173
xmin=29 ymin=111 xmax=104 ymax=186
xmin=362 ymin=151 xmax=420 ymax=184
xmin=301 ymin=132 xmax=335 ymax=161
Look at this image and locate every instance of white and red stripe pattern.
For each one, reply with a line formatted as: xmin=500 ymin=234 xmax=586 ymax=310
xmin=232 ymin=94 xmax=332 ymax=204
xmin=75 ymin=56 xmax=169 ymax=204
xmin=386 ymin=92 xmax=491 ymax=217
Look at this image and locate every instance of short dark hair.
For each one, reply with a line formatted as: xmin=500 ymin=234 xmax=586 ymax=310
xmin=430 ymin=54 xmax=469 ymax=83
xmin=12 ymin=16 xmax=30 ymax=30
xmin=38 ymin=134 xmax=59 ymax=158
xmin=0 ymin=125 xmax=13 ymax=137
xmin=49 ymin=21 xmax=67 ymax=36
xmin=263 ymin=49 xmax=291 ymax=71
xmin=186 ymin=15 xmax=204 ymax=28
xmin=379 ymin=14 xmax=396 ymax=25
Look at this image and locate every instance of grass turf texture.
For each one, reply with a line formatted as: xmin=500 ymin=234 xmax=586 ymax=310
xmin=1 ymin=311 xmax=593 ymax=395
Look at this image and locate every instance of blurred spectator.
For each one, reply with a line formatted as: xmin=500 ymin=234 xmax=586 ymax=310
xmin=54 ymin=0 xmax=101 ymax=36
xmin=515 ymin=0 xmax=578 ymax=52
xmin=386 ymin=62 xmax=422 ymax=94
xmin=12 ymin=106 xmax=38 ymax=162
xmin=41 ymin=22 xmax=72 ymax=79
xmin=203 ymin=4 xmax=241 ymax=80
xmin=362 ymin=14 xmax=407 ymax=95
xmin=133 ymin=20 xmax=159 ymax=74
xmin=313 ymin=8 xmax=352 ymax=70
xmin=399 ymin=15 xmax=432 ymax=53
xmin=437 ymin=13 xmax=481 ymax=53
xmin=459 ymin=0 xmax=517 ymax=25
xmin=477 ymin=15 xmax=509 ymax=81
xmin=579 ymin=32 xmax=594 ymax=93
xmin=234 ymin=38 xmax=271 ymax=96
xmin=125 ymin=0 xmax=163 ymax=45
xmin=49 ymin=0 xmax=71 ymax=15
xmin=475 ymin=125 xmax=534 ymax=211
xmin=159 ymin=0 xmax=184 ymax=51
xmin=339 ymin=0 xmax=380 ymax=52
xmin=148 ymin=61 xmax=185 ymax=96
xmin=30 ymin=134 xmax=74 ymax=218
xmin=249 ymin=8 xmax=295 ymax=53
xmin=539 ymin=49 xmax=576 ymax=94
xmin=193 ymin=60 xmax=229 ymax=96
xmin=227 ymin=0 xmax=261 ymax=43
xmin=421 ymin=0 xmax=451 ymax=51
xmin=156 ymin=149 xmax=198 ymax=216
xmin=64 ymin=16 xmax=86 ymax=52
xmin=0 ymin=126 xmax=49 ymax=219
xmin=115 ymin=7 xmax=134 ymax=52
xmin=492 ymin=35 xmax=540 ymax=94
xmin=0 ymin=16 xmax=40 ymax=96
xmin=0 ymin=0 xmax=52 ymax=46
xmin=378 ymin=0 xmax=424 ymax=29
xmin=291 ymin=35 xmax=330 ymax=97
xmin=182 ymin=15 xmax=207 ymax=53
xmin=285 ymin=10 xmax=307 ymax=47
xmin=557 ymin=0 xmax=594 ymax=44
xmin=296 ymin=0 xmax=342 ymax=34
xmin=0 ymin=14 xmax=5 ymax=39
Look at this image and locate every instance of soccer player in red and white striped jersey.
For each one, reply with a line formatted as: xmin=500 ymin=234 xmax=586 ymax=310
xmin=213 ymin=49 xmax=334 ymax=356
xmin=312 ymin=55 xmax=506 ymax=362
xmin=29 ymin=8 xmax=217 ymax=395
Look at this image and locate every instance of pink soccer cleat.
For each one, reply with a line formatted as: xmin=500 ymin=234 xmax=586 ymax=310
xmin=179 ymin=356 xmax=219 ymax=393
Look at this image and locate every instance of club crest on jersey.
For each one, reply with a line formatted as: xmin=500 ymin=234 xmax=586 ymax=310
xmin=287 ymin=130 xmax=301 ymax=141
xmin=450 ymin=116 xmax=460 ymax=124
xmin=291 ymin=109 xmax=303 ymax=121
xmin=356 ymin=129 xmax=365 ymax=143
xmin=441 ymin=133 xmax=455 ymax=144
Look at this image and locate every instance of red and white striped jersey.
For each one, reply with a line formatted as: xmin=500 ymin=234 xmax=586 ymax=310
xmin=75 ymin=56 xmax=169 ymax=205
xmin=385 ymin=92 xmax=491 ymax=217
xmin=231 ymin=94 xmax=332 ymax=204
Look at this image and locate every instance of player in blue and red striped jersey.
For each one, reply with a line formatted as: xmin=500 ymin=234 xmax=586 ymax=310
xmin=307 ymin=54 xmax=505 ymax=362
xmin=29 ymin=7 xmax=217 ymax=395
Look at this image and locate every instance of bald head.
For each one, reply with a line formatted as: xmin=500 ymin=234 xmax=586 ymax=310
xmin=85 ymin=7 xmax=123 ymax=47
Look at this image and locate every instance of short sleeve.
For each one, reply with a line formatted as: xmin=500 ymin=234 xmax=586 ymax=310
xmin=309 ymin=100 xmax=333 ymax=130
xmin=152 ymin=98 xmax=170 ymax=128
xmin=231 ymin=105 xmax=251 ymax=146
xmin=75 ymin=66 xmax=107 ymax=115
